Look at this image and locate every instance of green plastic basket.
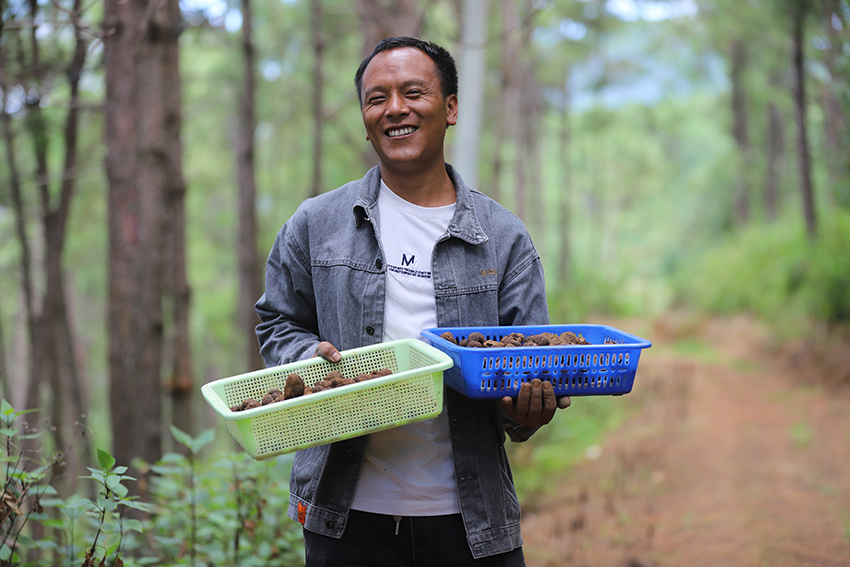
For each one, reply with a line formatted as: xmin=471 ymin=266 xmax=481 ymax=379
xmin=201 ymin=339 xmax=453 ymax=460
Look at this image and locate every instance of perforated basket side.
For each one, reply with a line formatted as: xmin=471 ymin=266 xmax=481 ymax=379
xmin=248 ymin=369 xmax=443 ymax=459
xmin=421 ymin=324 xmax=650 ymax=399
xmin=201 ymin=339 xmax=453 ymax=460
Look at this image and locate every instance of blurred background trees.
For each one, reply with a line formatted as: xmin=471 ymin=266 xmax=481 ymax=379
xmin=0 ymin=0 xmax=848 ymax=487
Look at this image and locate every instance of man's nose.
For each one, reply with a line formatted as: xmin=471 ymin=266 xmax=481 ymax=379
xmin=386 ymin=92 xmax=409 ymax=116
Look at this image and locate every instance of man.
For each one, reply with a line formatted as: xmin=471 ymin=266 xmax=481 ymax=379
xmin=255 ymin=36 xmax=569 ymax=566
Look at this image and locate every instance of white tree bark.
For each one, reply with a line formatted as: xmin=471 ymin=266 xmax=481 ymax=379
xmin=451 ymin=0 xmax=489 ymax=190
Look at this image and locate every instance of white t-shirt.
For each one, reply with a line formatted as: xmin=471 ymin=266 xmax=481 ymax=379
xmin=349 ymin=181 xmax=460 ymax=516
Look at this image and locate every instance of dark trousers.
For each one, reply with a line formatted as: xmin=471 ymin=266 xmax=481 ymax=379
xmin=303 ymin=510 xmax=526 ymax=567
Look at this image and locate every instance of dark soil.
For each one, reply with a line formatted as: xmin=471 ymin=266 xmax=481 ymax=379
xmin=521 ymin=314 xmax=850 ymax=567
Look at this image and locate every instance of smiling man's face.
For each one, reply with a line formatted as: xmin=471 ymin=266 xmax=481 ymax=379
xmin=360 ymin=47 xmax=458 ymax=178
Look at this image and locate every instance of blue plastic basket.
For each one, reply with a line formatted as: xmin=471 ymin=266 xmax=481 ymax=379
xmin=420 ymin=324 xmax=651 ymax=399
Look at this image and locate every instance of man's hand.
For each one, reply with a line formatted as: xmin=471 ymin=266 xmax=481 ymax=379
xmin=501 ymin=379 xmax=570 ymax=428
xmin=315 ymin=341 xmax=341 ymax=362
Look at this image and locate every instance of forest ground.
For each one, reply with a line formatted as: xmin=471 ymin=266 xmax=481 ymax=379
xmin=520 ymin=313 xmax=850 ymax=567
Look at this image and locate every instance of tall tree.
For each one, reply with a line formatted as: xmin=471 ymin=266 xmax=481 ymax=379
xmin=235 ymin=0 xmax=265 ymax=374
xmin=355 ymin=0 xmax=426 ymax=169
xmin=103 ymin=0 xmax=184 ymax=469
xmin=162 ymin=0 xmax=193 ymax=436
xmin=557 ymin=83 xmax=573 ymax=285
xmin=819 ymin=3 xmax=849 ymax=206
xmin=452 ymin=0 xmax=490 ymax=189
xmin=789 ymin=0 xmax=817 ymax=239
xmin=310 ymin=0 xmax=326 ymax=198
xmin=764 ymin=99 xmax=786 ymax=221
xmin=729 ymin=38 xmax=752 ymax=224
xmin=1 ymin=0 xmax=93 ymax=492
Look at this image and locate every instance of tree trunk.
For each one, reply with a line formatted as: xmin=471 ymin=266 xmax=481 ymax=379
xmin=791 ymin=7 xmax=817 ymax=240
xmin=104 ymin=0 xmax=174 ymax=469
xmin=235 ymin=0 xmax=265 ymax=374
xmin=44 ymin=0 xmax=93 ymax=488
xmin=524 ymin=65 xmax=543 ymax=247
xmin=162 ymin=0 xmax=193 ymax=437
xmin=104 ymin=0 xmax=143 ymax=471
xmin=452 ymin=0 xmax=490 ymax=189
xmin=730 ymin=39 xmax=751 ymax=225
xmin=764 ymin=101 xmax=785 ymax=221
xmin=557 ymin=85 xmax=572 ymax=286
xmin=820 ymin=8 xmax=848 ymax=207
xmin=0 ymin=89 xmax=33 ymax=413
xmin=355 ymin=0 xmax=425 ymax=170
xmin=498 ymin=0 xmax=521 ymax=211
xmin=310 ymin=0 xmax=325 ymax=198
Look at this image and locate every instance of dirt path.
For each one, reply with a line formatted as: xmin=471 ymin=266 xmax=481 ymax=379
xmin=521 ymin=315 xmax=850 ymax=567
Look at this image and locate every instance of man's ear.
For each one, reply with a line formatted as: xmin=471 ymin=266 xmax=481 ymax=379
xmin=446 ymin=93 xmax=459 ymax=127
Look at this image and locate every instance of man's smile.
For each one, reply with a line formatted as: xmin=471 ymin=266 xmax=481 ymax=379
xmin=387 ymin=126 xmax=418 ymax=138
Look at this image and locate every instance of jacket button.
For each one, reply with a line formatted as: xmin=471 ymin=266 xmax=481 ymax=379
xmin=366 ymin=326 xmax=375 ymax=335
xmin=326 ymin=520 xmax=335 ymax=529
xmin=375 ymin=258 xmax=383 ymax=269
xmin=346 ymin=451 xmax=355 ymax=460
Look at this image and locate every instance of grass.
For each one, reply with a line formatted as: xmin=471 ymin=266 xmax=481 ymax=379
xmin=509 ymin=394 xmax=634 ymax=506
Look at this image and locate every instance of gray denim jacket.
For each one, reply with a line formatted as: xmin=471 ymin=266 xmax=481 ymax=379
xmin=255 ymin=164 xmax=549 ymax=558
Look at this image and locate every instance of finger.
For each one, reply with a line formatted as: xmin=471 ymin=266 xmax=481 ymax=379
xmin=527 ymin=379 xmax=543 ymax=416
xmin=315 ymin=341 xmax=341 ymax=362
xmin=501 ymin=395 xmax=515 ymax=419
xmin=541 ymin=380 xmax=557 ymax=412
xmin=514 ymin=382 xmax=532 ymax=419
xmin=557 ymin=396 xmax=572 ymax=409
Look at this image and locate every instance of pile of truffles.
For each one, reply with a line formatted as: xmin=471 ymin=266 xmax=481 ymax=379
xmin=230 ymin=367 xmax=393 ymax=412
xmin=440 ymin=330 xmax=603 ymax=348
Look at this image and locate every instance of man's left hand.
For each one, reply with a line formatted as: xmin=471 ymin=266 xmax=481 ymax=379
xmin=501 ymin=379 xmax=570 ymax=428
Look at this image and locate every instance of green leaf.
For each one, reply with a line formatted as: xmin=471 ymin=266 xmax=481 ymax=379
xmin=1 ymin=399 xmax=13 ymax=416
xmin=123 ymin=518 xmax=145 ymax=533
xmin=0 ymin=427 xmax=17 ymax=437
xmin=190 ymin=428 xmax=216 ymax=454
xmin=169 ymin=424 xmax=194 ymax=448
xmin=66 ymin=497 xmax=93 ymax=509
xmin=97 ymin=448 xmax=117 ymax=472
xmin=121 ymin=500 xmax=152 ymax=513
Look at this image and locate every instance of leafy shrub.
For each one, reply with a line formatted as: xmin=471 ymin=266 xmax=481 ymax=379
xmin=137 ymin=427 xmax=303 ymax=566
xmin=1 ymin=401 xmax=304 ymax=567
xmin=672 ymin=210 xmax=850 ymax=328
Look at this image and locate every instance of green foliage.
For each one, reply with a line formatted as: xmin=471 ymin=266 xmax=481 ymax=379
xmin=137 ymin=427 xmax=304 ymax=567
xmin=509 ymin=395 xmax=632 ymax=506
xmin=71 ymin=448 xmax=150 ymax=566
xmin=0 ymin=402 xmax=303 ymax=567
xmin=674 ymin=210 xmax=850 ymax=328
xmin=1 ymin=400 xmax=62 ymax=567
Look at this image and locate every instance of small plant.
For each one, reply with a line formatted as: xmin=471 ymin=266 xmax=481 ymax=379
xmin=69 ymin=448 xmax=150 ymax=566
xmin=143 ymin=427 xmax=304 ymax=566
xmin=0 ymin=399 xmax=63 ymax=567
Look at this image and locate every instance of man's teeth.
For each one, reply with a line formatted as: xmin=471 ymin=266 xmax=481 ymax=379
xmin=387 ymin=126 xmax=415 ymax=137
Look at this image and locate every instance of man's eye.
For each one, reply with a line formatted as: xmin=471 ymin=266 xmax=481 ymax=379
xmin=407 ymin=90 xmax=422 ymax=97
xmin=367 ymin=96 xmax=386 ymax=105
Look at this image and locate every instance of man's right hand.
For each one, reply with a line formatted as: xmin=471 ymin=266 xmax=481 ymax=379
xmin=315 ymin=341 xmax=342 ymax=362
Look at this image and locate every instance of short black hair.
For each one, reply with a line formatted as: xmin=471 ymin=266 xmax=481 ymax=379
xmin=354 ymin=36 xmax=458 ymax=105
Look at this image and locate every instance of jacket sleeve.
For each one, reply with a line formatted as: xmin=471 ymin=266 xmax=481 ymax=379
xmin=254 ymin=217 xmax=322 ymax=367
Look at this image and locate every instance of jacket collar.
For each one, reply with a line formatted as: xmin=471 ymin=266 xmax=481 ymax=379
xmin=353 ymin=164 xmax=488 ymax=245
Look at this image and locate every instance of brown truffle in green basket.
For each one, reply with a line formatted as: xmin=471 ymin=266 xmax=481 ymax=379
xmin=284 ymin=373 xmax=305 ymax=399
xmin=327 ymin=371 xmax=347 ymax=388
xmin=262 ymin=388 xmax=285 ymax=405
